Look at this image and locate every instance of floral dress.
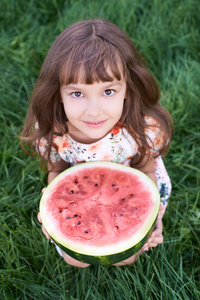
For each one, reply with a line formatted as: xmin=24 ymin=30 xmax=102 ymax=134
xmin=37 ymin=116 xmax=171 ymax=206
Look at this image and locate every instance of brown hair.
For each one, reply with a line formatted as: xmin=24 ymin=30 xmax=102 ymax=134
xmin=21 ymin=19 xmax=173 ymax=166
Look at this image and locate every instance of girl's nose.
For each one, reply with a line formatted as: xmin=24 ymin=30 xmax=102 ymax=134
xmin=85 ymin=98 xmax=102 ymax=117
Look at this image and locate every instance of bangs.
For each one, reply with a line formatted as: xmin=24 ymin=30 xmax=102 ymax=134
xmin=59 ymin=39 xmax=125 ymax=85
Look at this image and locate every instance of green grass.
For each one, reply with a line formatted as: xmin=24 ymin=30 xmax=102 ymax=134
xmin=0 ymin=0 xmax=200 ymax=299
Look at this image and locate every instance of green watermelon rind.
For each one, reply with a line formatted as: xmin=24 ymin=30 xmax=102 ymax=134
xmin=40 ymin=161 xmax=160 ymax=265
xmin=50 ymin=216 xmax=157 ymax=265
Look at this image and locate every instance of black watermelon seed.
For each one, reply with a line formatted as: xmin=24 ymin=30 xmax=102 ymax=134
xmin=94 ymin=183 xmax=98 ymax=187
xmin=83 ymin=176 xmax=89 ymax=179
xmin=115 ymin=226 xmax=119 ymax=230
xmin=73 ymin=214 xmax=78 ymax=218
xmin=84 ymin=230 xmax=88 ymax=234
xmin=74 ymin=180 xmax=78 ymax=184
xmin=111 ymin=184 xmax=115 ymax=187
xmin=114 ymin=214 xmax=117 ymax=217
xmin=77 ymin=221 xmax=81 ymax=225
xmin=130 ymin=194 xmax=135 ymax=197
xmin=70 ymin=190 xmax=74 ymax=194
xmin=120 ymin=213 xmax=123 ymax=216
xmin=121 ymin=198 xmax=126 ymax=201
xmin=66 ymin=216 xmax=71 ymax=220
xmin=59 ymin=209 xmax=63 ymax=213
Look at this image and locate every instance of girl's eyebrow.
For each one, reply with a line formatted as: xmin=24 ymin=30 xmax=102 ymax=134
xmin=62 ymin=81 xmax=123 ymax=90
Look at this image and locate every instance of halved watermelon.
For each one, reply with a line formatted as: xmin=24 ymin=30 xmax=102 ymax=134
xmin=39 ymin=162 xmax=160 ymax=265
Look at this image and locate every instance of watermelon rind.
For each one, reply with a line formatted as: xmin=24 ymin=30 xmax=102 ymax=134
xmin=51 ymin=217 xmax=157 ymax=265
xmin=39 ymin=162 xmax=160 ymax=265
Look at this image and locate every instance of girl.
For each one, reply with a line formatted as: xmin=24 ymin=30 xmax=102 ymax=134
xmin=21 ymin=19 xmax=173 ymax=267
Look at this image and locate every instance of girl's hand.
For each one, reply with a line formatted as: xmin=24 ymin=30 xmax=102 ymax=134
xmin=37 ymin=187 xmax=51 ymax=240
xmin=37 ymin=212 xmax=51 ymax=240
xmin=142 ymin=203 xmax=165 ymax=251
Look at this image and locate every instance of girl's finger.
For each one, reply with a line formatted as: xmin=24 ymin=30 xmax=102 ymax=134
xmin=150 ymin=235 xmax=163 ymax=245
xmin=156 ymin=219 xmax=163 ymax=233
xmin=151 ymin=217 xmax=163 ymax=237
xmin=148 ymin=243 xmax=158 ymax=248
xmin=42 ymin=187 xmax=47 ymax=193
xmin=37 ymin=212 xmax=41 ymax=223
xmin=41 ymin=224 xmax=50 ymax=239
xmin=38 ymin=211 xmax=51 ymax=239
xmin=142 ymin=247 xmax=149 ymax=252
xmin=144 ymin=236 xmax=164 ymax=249
xmin=142 ymin=242 xmax=148 ymax=249
xmin=151 ymin=227 xmax=162 ymax=237
xmin=151 ymin=228 xmax=162 ymax=239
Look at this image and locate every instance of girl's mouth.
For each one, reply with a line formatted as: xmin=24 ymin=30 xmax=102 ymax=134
xmin=83 ymin=120 xmax=106 ymax=128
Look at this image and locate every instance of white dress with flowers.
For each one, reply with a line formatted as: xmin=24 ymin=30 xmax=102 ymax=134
xmin=37 ymin=116 xmax=171 ymax=205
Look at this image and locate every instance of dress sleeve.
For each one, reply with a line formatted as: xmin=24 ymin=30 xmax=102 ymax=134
xmin=36 ymin=136 xmax=61 ymax=162
xmin=144 ymin=115 xmax=165 ymax=154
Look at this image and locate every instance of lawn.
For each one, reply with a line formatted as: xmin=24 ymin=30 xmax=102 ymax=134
xmin=0 ymin=0 xmax=199 ymax=299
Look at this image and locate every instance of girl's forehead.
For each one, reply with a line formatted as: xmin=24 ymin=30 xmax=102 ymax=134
xmin=78 ymin=64 xmax=123 ymax=83
xmin=60 ymin=60 xmax=125 ymax=85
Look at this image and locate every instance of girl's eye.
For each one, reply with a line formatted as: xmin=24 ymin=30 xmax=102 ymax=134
xmin=103 ymin=89 xmax=115 ymax=96
xmin=71 ymin=92 xmax=83 ymax=98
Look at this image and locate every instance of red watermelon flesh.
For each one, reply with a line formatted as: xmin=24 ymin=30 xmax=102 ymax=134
xmin=40 ymin=162 xmax=160 ymax=264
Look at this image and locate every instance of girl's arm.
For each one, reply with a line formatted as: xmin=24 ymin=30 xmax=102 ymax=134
xmin=47 ymin=159 xmax=70 ymax=184
xmin=135 ymin=154 xmax=157 ymax=185
xmin=135 ymin=156 xmax=164 ymax=252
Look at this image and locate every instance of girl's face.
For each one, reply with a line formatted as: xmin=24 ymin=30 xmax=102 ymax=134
xmin=60 ymin=72 xmax=126 ymax=144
